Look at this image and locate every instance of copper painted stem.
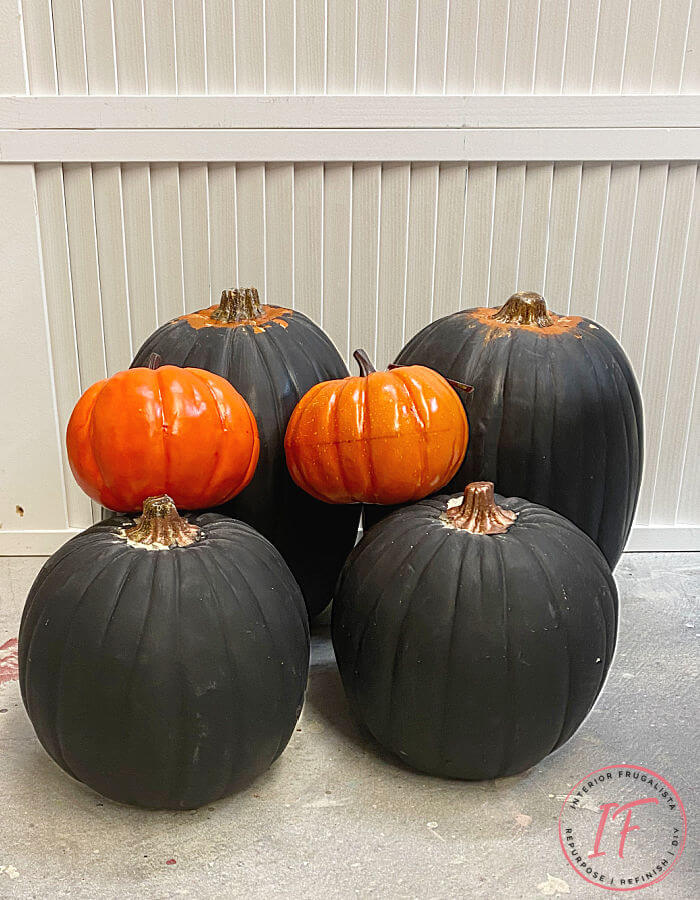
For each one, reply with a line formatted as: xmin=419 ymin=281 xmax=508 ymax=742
xmin=211 ymin=287 xmax=263 ymax=323
xmin=492 ymin=291 xmax=555 ymax=328
xmin=443 ymin=482 xmax=516 ymax=535
xmin=123 ymin=495 xmax=201 ymax=548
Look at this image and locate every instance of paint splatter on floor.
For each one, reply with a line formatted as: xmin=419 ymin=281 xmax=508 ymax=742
xmin=0 ymin=639 xmax=19 ymax=686
xmin=165 ymin=859 xmax=177 ymax=866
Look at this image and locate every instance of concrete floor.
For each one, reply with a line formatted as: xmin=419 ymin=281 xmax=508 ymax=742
xmin=0 ymin=552 xmax=697 ymax=899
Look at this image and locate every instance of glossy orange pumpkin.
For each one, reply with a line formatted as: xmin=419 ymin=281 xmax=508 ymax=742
xmin=67 ymin=359 xmax=259 ymax=512
xmin=284 ymin=350 xmax=469 ymax=505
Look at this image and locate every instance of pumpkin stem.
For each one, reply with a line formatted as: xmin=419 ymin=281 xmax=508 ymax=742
xmin=353 ymin=349 xmax=376 ymax=376
xmin=442 ymin=482 xmax=517 ymax=535
xmin=492 ymin=291 xmax=555 ymax=328
xmin=147 ymin=352 xmax=162 ymax=370
xmin=122 ymin=495 xmax=201 ymax=549
xmin=211 ymin=287 xmax=263 ymax=323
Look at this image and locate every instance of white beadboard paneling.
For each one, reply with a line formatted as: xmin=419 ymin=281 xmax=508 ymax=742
xmin=677 ymin=361 xmax=700 ymax=525
xmin=356 ymin=0 xmax=387 ymax=94
xmin=569 ymin=163 xmax=611 ymax=318
xmin=323 ymin=163 xmax=353 ymax=357
xmin=517 ymin=164 xmax=554 ymax=293
xmin=505 ymin=0 xmax=540 ymax=94
xmin=121 ymin=163 xmax=157 ymax=349
xmin=488 ymin=163 xmax=527 ymax=306
xmin=595 ymin=163 xmax=639 ymax=336
xmin=682 ymin=0 xmax=700 ymax=92
xmin=534 ymin=0 xmax=569 ymax=93
xmin=658 ymin=168 xmax=699 ymax=524
xmin=62 ymin=163 xmax=106 ymax=388
xmin=235 ymin=162 xmax=266 ymax=292
xmin=83 ymin=0 xmax=117 ymax=94
xmin=235 ymin=0 xmax=265 ymax=94
xmin=20 ymin=0 xmax=57 ymax=94
xmin=432 ymin=164 xmax=467 ymax=320
xmin=150 ymin=162 xmax=186 ymax=322
xmin=445 ymin=0 xmax=478 ymax=94
xmin=404 ymin=163 xmax=439 ymax=339
xmin=593 ymin=0 xmax=632 ymax=92
xmin=265 ymin=163 xmax=294 ymax=305
xmin=375 ymin=162 xmax=410 ymax=368
xmin=179 ymin=163 xmax=211 ymax=309
xmin=544 ymin=163 xmax=582 ymax=313
xmin=9 ymin=0 xmax=699 ymax=97
xmin=295 ymin=0 xmax=324 ymax=93
xmin=326 ymin=0 xmax=355 ymax=93
xmin=461 ymin=162 xmax=497 ymax=310
xmin=207 ymin=162 xmax=238 ymax=306
xmin=34 ymin=163 xmax=92 ymax=528
xmin=50 ymin=0 xmax=87 ymax=94
xmin=620 ymin=163 xmax=668 ymax=378
xmin=144 ymin=0 xmax=177 ymax=94
xmin=91 ymin=163 xmax=132 ymax=371
xmin=637 ymin=163 xmax=696 ymax=524
xmin=386 ymin=0 xmax=417 ymax=94
xmin=651 ymin=0 xmax=693 ymax=92
xmin=113 ymin=0 xmax=147 ymax=93
xmin=205 ymin=0 xmax=235 ymax=94
xmin=265 ymin=0 xmax=294 ymax=93
xmin=0 ymin=164 xmax=67 ymax=534
xmin=293 ymin=162 xmax=323 ymax=320
xmin=475 ymin=0 xmax=509 ymax=94
xmin=174 ymin=0 xmax=206 ymax=94
xmin=562 ymin=0 xmax=601 ymax=93
xmin=349 ymin=163 xmax=381 ymax=363
xmin=416 ymin=0 xmax=448 ymax=93
xmin=622 ymin=0 xmax=662 ymax=93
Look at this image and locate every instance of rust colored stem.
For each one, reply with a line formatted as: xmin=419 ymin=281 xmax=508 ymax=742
xmin=147 ymin=352 xmax=162 ymax=370
xmin=211 ymin=287 xmax=263 ymax=323
xmin=354 ymin=349 xmax=376 ymax=376
xmin=492 ymin=291 xmax=554 ymax=328
xmin=123 ymin=495 xmax=201 ymax=548
xmin=442 ymin=482 xmax=516 ymax=535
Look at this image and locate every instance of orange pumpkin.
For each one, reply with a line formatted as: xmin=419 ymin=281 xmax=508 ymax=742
xmin=67 ymin=358 xmax=259 ymax=512
xmin=284 ymin=350 xmax=469 ymax=505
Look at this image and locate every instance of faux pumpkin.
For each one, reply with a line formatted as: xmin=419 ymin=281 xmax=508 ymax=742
xmin=67 ymin=357 xmax=259 ymax=512
xmin=131 ymin=288 xmax=360 ymax=617
xmin=284 ymin=350 xmax=469 ymax=505
xmin=333 ymin=482 xmax=618 ymax=780
xmin=19 ymin=496 xmax=309 ymax=809
xmin=391 ymin=291 xmax=643 ymax=567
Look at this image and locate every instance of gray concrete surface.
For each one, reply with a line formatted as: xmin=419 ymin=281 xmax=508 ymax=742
xmin=0 ymin=552 xmax=697 ymax=899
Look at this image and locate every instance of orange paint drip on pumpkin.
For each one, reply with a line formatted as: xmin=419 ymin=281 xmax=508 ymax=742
xmin=179 ymin=304 xmax=292 ymax=331
xmin=468 ymin=292 xmax=582 ymax=336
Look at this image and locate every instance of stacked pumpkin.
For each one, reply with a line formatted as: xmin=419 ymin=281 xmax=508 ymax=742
xmin=19 ymin=286 xmax=641 ymax=806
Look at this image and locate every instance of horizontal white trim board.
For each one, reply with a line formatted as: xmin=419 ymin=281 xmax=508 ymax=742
xmin=1 ymin=527 xmax=698 ymax=557
xmin=1 ymin=128 xmax=697 ymax=162
xmin=1 ymin=96 xmax=697 ymax=130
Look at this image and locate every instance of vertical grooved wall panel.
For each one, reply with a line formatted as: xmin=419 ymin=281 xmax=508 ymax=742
xmin=14 ymin=157 xmax=700 ymax=531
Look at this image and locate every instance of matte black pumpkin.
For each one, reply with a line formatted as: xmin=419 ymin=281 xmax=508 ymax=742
xmin=389 ymin=291 xmax=643 ymax=568
xmin=131 ymin=288 xmax=361 ymax=617
xmin=19 ymin=497 xmax=310 ymax=809
xmin=333 ymin=482 xmax=618 ymax=780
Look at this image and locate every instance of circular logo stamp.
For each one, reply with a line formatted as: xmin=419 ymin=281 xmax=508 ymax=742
xmin=558 ymin=764 xmax=686 ymax=891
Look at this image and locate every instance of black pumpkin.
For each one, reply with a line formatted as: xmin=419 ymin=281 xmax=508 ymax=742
xmin=19 ymin=496 xmax=309 ymax=809
xmin=131 ymin=288 xmax=361 ymax=617
xmin=390 ymin=291 xmax=643 ymax=568
xmin=333 ymin=482 xmax=618 ymax=780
